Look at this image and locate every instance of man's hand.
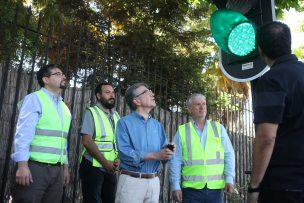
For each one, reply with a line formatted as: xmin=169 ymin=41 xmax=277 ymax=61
xmin=82 ymin=134 xmax=117 ymax=174
xmin=225 ymin=183 xmax=234 ymax=194
xmin=166 ymin=143 xmax=176 ymax=152
xmin=63 ymin=165 xmax=70 ymax=186
xmin=16 ymin=161 xmax=33 ymax=186
xmin=114 ymin=158 xmax=120 ymax=171
xmin=103 ymin=160 xmax=117 ymax=174
xmin=144 ymin=148 xmax=174 ymax=161
xmin=172 ymin=190 xmax=182 ymax=202
xmin=247 ymin=192 xmax=259 ymax=203
xmin=157 ymin=148 xmax=174 ymax=160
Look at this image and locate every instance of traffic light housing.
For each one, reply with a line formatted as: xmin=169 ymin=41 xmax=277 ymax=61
xmin=210 ymin=0 xmax=275 ymax=82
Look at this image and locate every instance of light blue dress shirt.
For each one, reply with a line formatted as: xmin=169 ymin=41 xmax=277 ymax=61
xmin=116 ymin=111 xmax=168 ymax=173
xmin=170 ymin=119 xmax=235 ymax=191
xmin=11 ymin=88 xmax=69 ymax=164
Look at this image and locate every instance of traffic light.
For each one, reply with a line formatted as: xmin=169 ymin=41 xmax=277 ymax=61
xmin=211 ymin=9 xmax=256 ymax=57
xmin=210 ymin=0 xmax=275 ymax=82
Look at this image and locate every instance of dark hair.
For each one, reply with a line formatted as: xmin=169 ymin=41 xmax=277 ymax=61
xmin=36 ymin=64 xmax=59 ymax=87
xmin=256 ymin=21 xmax=291 ymax=59
xmin=125 ymin=82 xmax=149 ymax=111
xmin=94 ymin=82 xmax=113 ymax=99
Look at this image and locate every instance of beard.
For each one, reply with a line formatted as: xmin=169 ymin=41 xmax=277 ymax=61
xmin=100 ymin=97 xmax=116 ymax=109
xmin=59 ymin=80 xmax=68 ymax=89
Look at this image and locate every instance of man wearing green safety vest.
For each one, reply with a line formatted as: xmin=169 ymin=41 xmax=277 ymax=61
xmin=79 ymin=82 xmax=120 ymax=203
xmin=170 ymin=93 xmax=235 ymax=203
xmin=11 ymin=64 xmax=71 ymax=203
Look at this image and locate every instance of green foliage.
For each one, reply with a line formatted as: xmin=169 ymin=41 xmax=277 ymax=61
xmin=294 ymin=46 xmax=304 ymax=61
xmin=0 ymin=1 xmax=24 ymax=61
xmin=1 ymin=0 xmax=303 ymax=111
xmin=275 ymin=0 xmax=304 ymax=18
xmin=300 ymin=20 xmax=304 ymax=32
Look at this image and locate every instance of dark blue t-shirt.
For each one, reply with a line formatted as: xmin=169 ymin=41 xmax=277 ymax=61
xmin=254 ymin=54 xmax=304 ymax=190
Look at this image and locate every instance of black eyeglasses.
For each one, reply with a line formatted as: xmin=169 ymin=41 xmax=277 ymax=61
xmin=46 ymin=72 xmax=65 ymax=77
xmin=134 ymin=89 xmax=152 ymax=99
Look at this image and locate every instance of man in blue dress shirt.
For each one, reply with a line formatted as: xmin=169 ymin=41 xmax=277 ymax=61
xmin=115 ymin=82 xmax=175 ymax=203
xmin=170 ymin=93 xmax=235 ymax=203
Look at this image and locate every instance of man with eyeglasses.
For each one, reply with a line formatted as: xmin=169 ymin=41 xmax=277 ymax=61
xmin=79 ymin=82 xmax=120 ymax=203
xmin=115 ymin=82 xmax=175 ymax=203
xmin=11 ymin=64 xmax=71 ymax=203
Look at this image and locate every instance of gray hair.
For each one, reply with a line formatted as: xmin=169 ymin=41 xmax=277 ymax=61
xmin=125 ymin=82 xmax=149 ymax=111
xmin=186 ymin=93 xmax=206 ymax=108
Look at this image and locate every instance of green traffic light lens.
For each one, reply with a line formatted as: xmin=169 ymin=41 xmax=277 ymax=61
xmin=228 ymin=22 xmax=256 ymax=56
xmin=210 ymin=9 xmax=257 ymax=57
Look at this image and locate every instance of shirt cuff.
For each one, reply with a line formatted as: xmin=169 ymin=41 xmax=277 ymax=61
xmin=172 ymin=182 xmax=181 ymax=191
xmin=225 ymin=176 xmax=234 ymax=184
xmin=64 ymin=155 xmax=69 ymax=165
xmin=11 ymin=151 xmax=30 ymax=162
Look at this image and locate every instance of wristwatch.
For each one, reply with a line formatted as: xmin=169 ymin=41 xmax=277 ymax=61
xmin=247 ymin=186 xmax=260 ymax=193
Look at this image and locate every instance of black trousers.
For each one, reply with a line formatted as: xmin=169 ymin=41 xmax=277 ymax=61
xmin=259 ymin=189 xmax=304 ymax=203
xmin=79 ymin=157 xmax=117 ymax=203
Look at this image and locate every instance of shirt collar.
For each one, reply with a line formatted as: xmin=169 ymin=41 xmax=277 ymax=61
xmin=190 ymin=118 xmax=207 ymax=128
xmin=41 ymin=87 xmax=62 ymax=102
xmin=132 ymin=111 xmax=152 ymax=120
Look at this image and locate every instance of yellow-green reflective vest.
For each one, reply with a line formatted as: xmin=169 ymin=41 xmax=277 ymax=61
xmin=29 ymin=90 xmax=71 ymax=164
xmin=179 ymin=120 xmax=225 ymax=189
xmin=84 ymin=106 xmax=120 ymax=167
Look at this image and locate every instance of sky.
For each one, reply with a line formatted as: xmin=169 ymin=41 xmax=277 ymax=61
xmin=282 ymin=9 xmax=304 ymax=49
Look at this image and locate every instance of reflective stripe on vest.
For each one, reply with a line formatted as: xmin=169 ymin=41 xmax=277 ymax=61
xmin=83 ymin=106 xmax=120 ymax=167
xmin=182 ymin=174 xmax=224 ymax=182
xmin=180 ymin=120 xmax=225 ymax=189
xmin=35 ymin=129 xmax=68 ymax=138
xmin=29 ymin=90 xmax=71 ymax=164
xmin=30 ymin=145 xmax=67 ymax=155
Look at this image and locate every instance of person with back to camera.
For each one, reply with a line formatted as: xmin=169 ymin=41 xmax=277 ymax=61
xmin=248 ymin=21 xmax=304 ymax=203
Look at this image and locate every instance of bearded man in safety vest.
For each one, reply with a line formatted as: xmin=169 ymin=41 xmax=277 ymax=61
xmin=79 ymin=82 xmax=120 ymax=203
xmin=11 ymin=64 xmax=71 ymax=203
xmin=170 ymin=93 xmax=235 ymax=203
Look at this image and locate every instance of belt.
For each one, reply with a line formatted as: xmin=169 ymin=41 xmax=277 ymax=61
xmin=29 ymin=160 xmax=62 ymax=167
xmin=120 ymin=170 xmax=158 ymax=179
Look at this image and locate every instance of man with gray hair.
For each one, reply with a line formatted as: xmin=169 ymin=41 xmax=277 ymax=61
xmin=115 ymin=82 xmax=175 ymax=203
xmin=170 ymin=93 xmax=235 ymax=203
